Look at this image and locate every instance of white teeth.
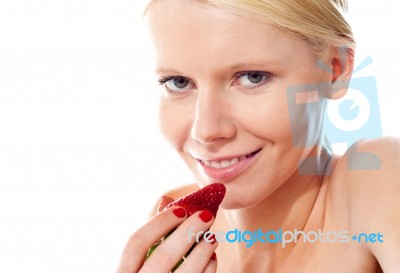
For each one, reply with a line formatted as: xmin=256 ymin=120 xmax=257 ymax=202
xmin=211 ymin=161 xmax=221 ymax=168
xmin=202 ymin=155 xmax=246 ymax=169
xmin=220 ymin=160 xmax=231 ymax=168
xmin=230 ymin=158 xmax=239 ymax=165
xmin=204 ymin=161 xmax=212 ymax=166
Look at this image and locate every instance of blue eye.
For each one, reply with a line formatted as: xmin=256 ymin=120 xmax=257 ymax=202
xmin=234 ymin=71 xmax=271 ymax=87
xmin=159 ymin=76 xmax=195 ymax=93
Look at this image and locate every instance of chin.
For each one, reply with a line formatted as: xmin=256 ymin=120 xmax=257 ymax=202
xmin=221 ymin=183 xmax=273 ymax=211
xmin=219 ymin=194 xmax=263 ymax=211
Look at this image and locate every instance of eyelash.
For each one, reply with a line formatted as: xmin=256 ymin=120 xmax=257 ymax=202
xmin=232 ymin=71 xmax=272 ymax=88
xmin=158 ymin=76 xmax=180 ymax=85
xmin=158 ymin=71 xmax=272 ymax=93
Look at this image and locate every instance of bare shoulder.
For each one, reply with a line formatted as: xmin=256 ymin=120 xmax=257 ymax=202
xmin=331 ymin=137 xmax=400 ymax=219
xmin=330 ymin=137 xmax=400 ymax=271
xmin=332 ymin=136 xmax=400 ymax=196
xmin=148 ymin=183 xmax=200 ymax=217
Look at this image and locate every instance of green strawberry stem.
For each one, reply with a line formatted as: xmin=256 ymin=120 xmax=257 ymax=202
xmin=145 ymin=227 xmax=194 ymax=271
xmin=145 ymin=242 xmax=160 ymax=259
xmin=171 ymin=257 xmax=185 ymax=272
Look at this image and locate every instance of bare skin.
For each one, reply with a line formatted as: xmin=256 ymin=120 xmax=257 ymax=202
xmin=159 ymin=136 xmax=400 ymax=273
xmin=117 ymin=1 xmax=400 ymax=272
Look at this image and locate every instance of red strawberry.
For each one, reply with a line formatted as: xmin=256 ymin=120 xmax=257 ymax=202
xmin=145 ymin=183 xmax=226 ymax=271
xmin=164 ymin=183 xmax=226 ymax=217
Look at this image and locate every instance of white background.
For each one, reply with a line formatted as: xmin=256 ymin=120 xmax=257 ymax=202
xmin=0 ymin=1 xmax=399 ymax=272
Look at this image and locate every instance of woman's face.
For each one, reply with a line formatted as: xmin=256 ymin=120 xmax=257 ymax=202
xmin=147 ymin=0 xmax=329 ymax=209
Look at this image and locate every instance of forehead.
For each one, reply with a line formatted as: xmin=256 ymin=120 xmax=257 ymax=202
xmin=146 ymin=0 xmax=313 ymax=74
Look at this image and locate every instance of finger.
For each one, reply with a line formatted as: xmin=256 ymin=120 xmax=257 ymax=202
xmin=174 ymin=238 xmax=218 ymax=273
xmin=202 ymin=254 xmax=217 ymax=273
xmin=158 ymin=196 xmax=175 ymax=213
xmin=116 ymin=206 xmax=187 ymax=273
xmin=141 ymin=210 xmax=215 ymax=273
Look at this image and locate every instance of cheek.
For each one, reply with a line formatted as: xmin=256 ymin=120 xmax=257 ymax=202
xmin=233 ymin=94 xmax=293 ymax=143
xmin=233 ymin=90 xmax=324 ymax=151
xmin=158 ymin=100 xmax=190 ymax=149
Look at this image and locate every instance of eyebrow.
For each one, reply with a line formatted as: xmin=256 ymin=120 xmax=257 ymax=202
xmin=155 ymin=61 xmax=281 ymax=75
xmin=155 ymin=67 xmax=182 ymax=75
xmin=227 ymin=61 xmax=281 ymax=70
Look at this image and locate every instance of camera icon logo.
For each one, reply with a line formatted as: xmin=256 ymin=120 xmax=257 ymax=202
xmin=324 ymin=75 xmax=382 ymax=149
xmin=286 ymin=55 xmax=382 ymax=173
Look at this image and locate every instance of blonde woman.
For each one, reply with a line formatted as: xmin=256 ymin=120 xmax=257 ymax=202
xmin=117 ymin=0 xmax=399 ymax=272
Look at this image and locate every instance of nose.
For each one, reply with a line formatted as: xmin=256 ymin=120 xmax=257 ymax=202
xmin=190 ymin=87 xmax=236 ymax=145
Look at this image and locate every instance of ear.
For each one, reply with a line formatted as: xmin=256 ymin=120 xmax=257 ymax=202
xmin=327 ymin=46 xmax=354 ymax=100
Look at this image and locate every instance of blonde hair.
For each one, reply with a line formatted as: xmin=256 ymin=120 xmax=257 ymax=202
xmin=146 ymin=0 xmax=355 ymax=60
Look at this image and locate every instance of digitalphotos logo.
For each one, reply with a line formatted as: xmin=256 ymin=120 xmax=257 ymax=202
xmin=188 ymin=227 xmax=384 ymax=248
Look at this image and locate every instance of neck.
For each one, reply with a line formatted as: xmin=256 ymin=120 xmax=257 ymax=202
xmin=215 ymin=146 xmax=332 ymax=264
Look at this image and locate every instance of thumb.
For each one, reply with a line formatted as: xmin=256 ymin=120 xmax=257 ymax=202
xmin=157 ymin=195 xmax=175 ymax=213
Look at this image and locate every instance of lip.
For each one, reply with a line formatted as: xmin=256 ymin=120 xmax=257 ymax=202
xmin=194 ymin=149 xmax=262 ymax=182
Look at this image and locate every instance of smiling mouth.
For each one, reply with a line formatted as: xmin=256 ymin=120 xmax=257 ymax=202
xmin=196 ymin=149 xmax=262 ymax=169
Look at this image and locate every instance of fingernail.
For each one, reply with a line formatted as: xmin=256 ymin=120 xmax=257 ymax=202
xmin=158 ymin=196 xmax=166 ymax=211
xmin=158 ymin=196 xmax=171 ymax=212
xmin=199 ymin=210 xmax=213 ymax=223
xmin=173 ymin=207 xmax=187 ymax=218
xmin=160 ymin=195 xmax=171 ymax=204
xmin=159 ymin=195 xmax=167 ymax=201
xmin=209 ymin=234 xmax=216 ymax=244
xmin=210 ymin=252 xmax=217 ymax=260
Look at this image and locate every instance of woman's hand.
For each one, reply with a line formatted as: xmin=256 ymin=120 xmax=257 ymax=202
xmin=116 ymin=197 xmax=218 ymax=273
